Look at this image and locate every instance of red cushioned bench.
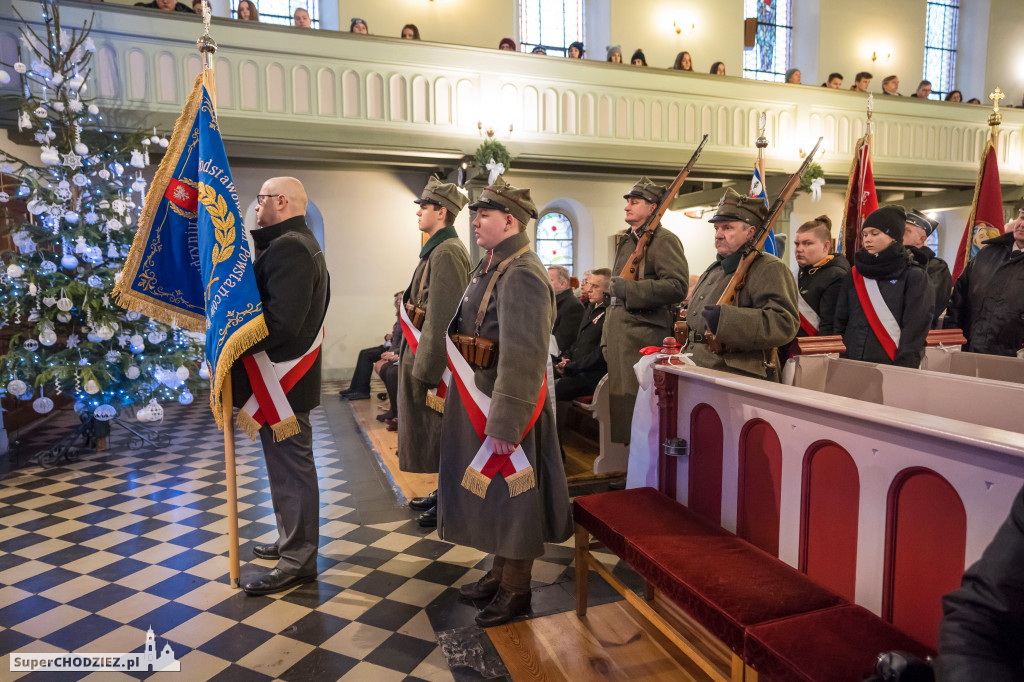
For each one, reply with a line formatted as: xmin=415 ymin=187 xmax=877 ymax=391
xmin=573 ymin=488 xmax=931 ymax=682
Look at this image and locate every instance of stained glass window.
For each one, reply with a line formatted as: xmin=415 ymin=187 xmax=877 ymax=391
xmin=742 ymin=0 xmax=793 ymax=82
xmin=536 ymin=211 xmax=574 ymax=275
xmin=519 ymin=0 xmax=585 ymax=57
xmin=923 ymin=1 xmax=959 ymax=100
xmin=231 ymin=0 xmax=319 ymax=28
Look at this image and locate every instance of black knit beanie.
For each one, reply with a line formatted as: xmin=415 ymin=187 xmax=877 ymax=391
xmin=863 ymin=205 xmax=906 ymax=242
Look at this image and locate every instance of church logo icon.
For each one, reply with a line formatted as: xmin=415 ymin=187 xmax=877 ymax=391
xmin=9 ymin=627 xmax=181 ymax=673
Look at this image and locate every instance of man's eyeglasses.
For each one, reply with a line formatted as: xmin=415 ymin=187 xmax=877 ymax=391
xmin=256 ymin=194 xmax=283 ymax=206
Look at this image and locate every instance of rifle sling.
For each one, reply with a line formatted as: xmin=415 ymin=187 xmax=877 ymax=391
xmin=475 ymin=244 xmax=532 ymax=334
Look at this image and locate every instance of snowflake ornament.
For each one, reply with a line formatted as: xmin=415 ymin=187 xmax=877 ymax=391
xmin=72 ymin=173 xmax=89 ymax=187
xmin=62 ymin=152 xmax=82 ymax=170
xmin=84 ymin=211 xmax=99 ymax=225
xmin=112 ymin=198 xmax=126 ymax=215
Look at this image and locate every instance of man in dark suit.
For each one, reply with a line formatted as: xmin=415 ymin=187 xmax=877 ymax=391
xmin=547 ymin=265 xmax=584 ymax=355
xmin=232 ymin=177 xmax=330 ymax=596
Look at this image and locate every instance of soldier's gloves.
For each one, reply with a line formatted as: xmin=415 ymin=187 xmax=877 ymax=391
xmin=701 ymin=305 xmax=722 ymax=335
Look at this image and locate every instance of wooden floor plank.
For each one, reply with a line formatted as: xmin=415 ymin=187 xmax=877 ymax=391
xmin=487 ymin=601 xmax=711 ymax=682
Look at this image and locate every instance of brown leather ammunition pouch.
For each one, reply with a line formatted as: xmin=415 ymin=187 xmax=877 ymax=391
xmin=452 ymin=333 xmax=498 ymax=369
xmin=405 ymin=302 xmax=426 ymax=330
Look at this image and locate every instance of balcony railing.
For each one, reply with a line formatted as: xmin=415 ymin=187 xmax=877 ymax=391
xmin=3 ymin=0 xmax=1022 ymax=185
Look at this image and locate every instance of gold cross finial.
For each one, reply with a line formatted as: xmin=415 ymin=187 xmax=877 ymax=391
xmin=989 ymin=87 xmax=1004 ymax=127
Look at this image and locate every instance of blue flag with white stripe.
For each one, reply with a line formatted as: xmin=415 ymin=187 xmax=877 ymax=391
xmin=750 ymin=166 xmax=778 ymax=257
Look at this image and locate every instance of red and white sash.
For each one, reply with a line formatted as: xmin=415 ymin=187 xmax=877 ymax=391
xmin=237 ymin=327 xmax=324 ymax=441
xmin=852 ymin=268 xmax=901 ymax=361
xmin=445 ymin=334 xmax=547 ymax=499
xmin=797 ymin=293 xmax=820 ymax=336
xmin=398 ymin=301 xmax=451 ymax=413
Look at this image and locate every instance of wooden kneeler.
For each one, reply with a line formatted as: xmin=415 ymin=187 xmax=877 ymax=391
xmin=574 ymin=524 xmax=745 ymax=682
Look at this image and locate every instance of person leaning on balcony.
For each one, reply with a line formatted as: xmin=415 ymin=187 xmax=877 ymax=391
xmin=822 ymin=72 xmax=843 ymax=88
xmin=350 ymin=17 xmax=368 ymax=34
xmin=710 ymin=61 xmax=726 ymax=76
xmin=785 ymin=68 xmax=801 ymax=84
xmin=630 ymin=49 xmax=648 ymax=66
xmin=135 ymin=0 xmax=195 ymax=13
xmin=498 ymin=37 xmax=517 ymax=51
xmin=912 ymin=80 xmax=933 ymax=98
xmin=606 ymin=45 xmax=622 ymax=63
xmin=401 ymin=24 xmax=420 ymax=40
xmin=881 ymin=75 xmax=901 ymax=95
xmin=191 ymin=0 xmax=201 ymax=12
xmin=943 ymin=213 xmax=1024 ymax=357
xmin=604 ymin=177 xmax=688 ymax=445
xmin=672 ymin=51 xmax=693 ymax=71
xmin=903 ymin=208 xmax=952 ymax=329
xmin=851 ymin=71 xmax=872 ymax=92
xmin=834 ymin=206 xmax=933 ymax=368
xmin=683 ymin=188 xmax=798 ymax=381
xmin=945 ymin=90 xmax=963 ymax=102
xmin=532 ymin=46 xmax=547 ymax=55
xmin=293 ymin=8 xmax=311 ymax=28
xmin=236 ymin=0 xmax=258 ymax=21
xmin=567 ymin=41 xmax=584 ymax=59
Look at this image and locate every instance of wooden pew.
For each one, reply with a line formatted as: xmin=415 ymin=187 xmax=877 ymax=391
xmin=570 ymin=374 xmax=629 ymax=474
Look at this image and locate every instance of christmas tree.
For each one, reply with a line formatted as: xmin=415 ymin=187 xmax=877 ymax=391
xmin=0 ymin=0 xmax=204 ymax=425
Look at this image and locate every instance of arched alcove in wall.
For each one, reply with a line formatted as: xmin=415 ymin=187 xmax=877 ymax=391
xmin=243 ymin=199 xmax=326 ymax=255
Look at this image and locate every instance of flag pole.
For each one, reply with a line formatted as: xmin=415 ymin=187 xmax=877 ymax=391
xmin=988 ymin=87 xmax=1004 ymax=154
xmin=756 ymin=111 xmax=767 ymax=193
xmin=198 ymin=1 xmax=240 ymax=590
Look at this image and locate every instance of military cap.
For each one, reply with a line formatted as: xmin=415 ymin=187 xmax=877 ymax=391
xmin=623 ymin=176 xmax=667 ymax=204
xmin=414 ymin=177 xmax=468 ymax=216
xmin=708 ymin=187 xmax=768 ymax=226
xmin=905 ymin=208 xmax=939 ymax=237
xmin=469 ymin=177 xmax=538 ymax=226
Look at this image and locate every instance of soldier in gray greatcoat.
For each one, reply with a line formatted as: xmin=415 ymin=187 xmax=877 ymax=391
xmin=684 ymin=188 xmax=799 ymax=379
xmin=438 ymin=178 xmax=572 ymax=628
xmin=603 ymin=177 xmax=689 ymax=444
xmin=399 ymin=178 xmax=471 ymax=528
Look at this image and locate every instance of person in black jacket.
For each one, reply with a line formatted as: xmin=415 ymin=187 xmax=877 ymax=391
xmin=548 ymin=265 xmax=584 ymax=355
xmin=834 ymin=205 xmax=933 ymax=368
xmin=232 ymin=177 xmax=330 ymax=596
xmin=944 ymin=214 xmax=1024 ymax=357
xmin=792 ymin=215 xmax=849 ymax=336
xmin=936 ymin=483 xmax=1024 ymax=681
xmin=903 ymin=208 xmax=952 ymax=328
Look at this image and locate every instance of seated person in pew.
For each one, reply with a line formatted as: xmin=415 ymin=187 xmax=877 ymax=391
xmin=903 ymin=208 xmax=952 ymax=329
xmin=554 ymin=269 xmax=611 ymax=447
xmin=682 ymin=188 xmax=799 ymax=381
xmin=834 ymin=206 xmax=934 ymax=368
xmin=937 ymin=482 xmax=1024 ymax=681
xmin=793 ymin=214 xmax=849 ymax=337
xmin=944 ymin=211 xmax=1024 ymax=357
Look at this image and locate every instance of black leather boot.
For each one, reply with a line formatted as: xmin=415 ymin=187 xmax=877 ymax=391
xmin=417 ymin=506 xmax=437 ymax=528
xmin=458 ymin=574 xmax=501 ymax=601
xmin=409 ymin=490 xmax=437 ymax=511
xmin=252 ymin=544 xmax=280 ymax=560
xmin=475 ymin=587 xmax=532 ymax=627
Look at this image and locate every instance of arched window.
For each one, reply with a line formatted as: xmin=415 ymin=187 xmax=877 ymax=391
xmin=923 ymin=0 xmax=959 ymax=99
xmin=518 ymin=0 xmax=585 ymax=57
xmin=233 ymin=0 xmax=319 ymax=28
xmin=742 ymin=0 xmax=793 ymax=82
xmin=535 ymin=211 xmax=575 ymax=275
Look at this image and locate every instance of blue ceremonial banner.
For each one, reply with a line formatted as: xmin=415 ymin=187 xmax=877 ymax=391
xmin=749 ymin=166 xmax=778 ymax=257
xmin=115 ymin=74 xmax=267 ymax=428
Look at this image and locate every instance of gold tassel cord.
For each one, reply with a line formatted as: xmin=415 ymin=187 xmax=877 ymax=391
xmin=235 ymin=410 xmax=261 ymax=441
xmin=505 ymin=467 xmax=537 ymax=497
xmin=461 ymin=467 xmax=492 ymax=499
xmin=270 ymin=415 xmax=300 ymax=442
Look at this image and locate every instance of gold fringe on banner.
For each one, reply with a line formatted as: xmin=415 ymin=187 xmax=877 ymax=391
xmin=236 ymin=410 xmax=261 ymax=441
xmin=838 ymin=135 xmax=867 ymax=254
xmin=461 ymin=467 xmax=492 ymax=499
xmin=210 ymin=315 xmax=269 ymax=430
xmin=505 ymin=467 xmax=536 ymax=497
xmin=425 ymin=392 xmax=445 ymax=414
xmin=270 ymin=415 xmax=300 ymax=442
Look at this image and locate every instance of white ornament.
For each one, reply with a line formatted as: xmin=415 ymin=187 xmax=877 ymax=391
xmin=61 ymin=254 xmax=79 ymax=270
xmin=129 ymin=150 xmax=146 ymax=168
xmin=13 ymin=62 xmax=26 ymax=74
xmin=126 ymin=311 xmax=141 ymax=321
xmin=6 ymin=264 xmax=23 ymax=278
xmin=94 ymin=404 xmax=116 ymax=421
xmin=39 ymin=328 xmax=57 ymax=346
xmin=84 ymin=246 xmax=102 ymax=263
xmin=111 ymin=198 xmax=126 ymax=215
xmin=84 ymin=211 xmax=99 ymax=224
xmin=75 ymin=237 xmax=88 ymax=254
xmin=126 ymin=366 xmax=140 ymax=380
xmin=62 ymin=153 xmax=82 ymax=170
xmin=84 ymin=379 xmax=100 ymax=394
xmin=28 ymin=283 xmax=37 ymax=295
xmin=33 ymin=396 xmax=53 ymax=414
xmin=88 ymin=104 xmax=99 ymax=115
xmin=137 ymin=399 xmax=163 ymax=423
xmin=198 ymin=363 xmax=211 ymax=380
xmin=96 ymin=324 xmax=114 ymax=341
xmin=87 ymin=275 xmax=102 ymax=288
xmin=34 ymin=106 xmax=47 ymax=119
xmin=106 ymin=219 xmax=122 ymax=232
xmin=131 ymin=175 xmax=147 ymax=194
xmin=74 ymin=142 xmax=88 ymax=156
xmin=39 ymin=145 xmax=60 ymax=166
xmin=148 ymin=331 xmax=161 ymax=344
xmin=23 ymin=339 xmax=39 ymax=351
xmin=58 ymin=313 xmax=72 ymax=323
xmin=68 ymin=73 xmax=85 ymax=90
xmin=0 ymin=70 xmax=9 ymax=86
xmin=7 ymin=379 xmax=27 ymax=396
xmin=130 ymin=334 xmax=144 ymax=347
xmin=105 ymin=350 xmax=120 ymax=362
xmin=84 ymin=38 xmax=97 ymax=53
xmin=68 ymin=98 xmax=83 ymax=114
xmin=97 ymin=169 xmax=110 ymax=180
xmin=28 ymin=311 xmax=39 ymax=322
xmin=178 ymin=389 xmax=194 ymax=406
xmin=175 ymin=366 xmax=189 ymax=381
xmin=52 ymin=101 xmax=65 ymax=113
xmin=40 ymin=261 xmax=57 ymax=273
xmin=27 ymin=199 xmax=46 ymax=215
xmin=54 ymin=183 xmax=72 ymax=202
xmin=0 ymin=192 xmax=8 ymax=203
xmin=57 ymin=295 xmax=73 ymax=311
xmin=72 ymin=173 xmax=89 ymax=187
xmin=42 ymin=296 xmax=56 ymax=307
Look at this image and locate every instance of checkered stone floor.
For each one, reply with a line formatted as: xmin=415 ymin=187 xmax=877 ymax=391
xmin=0 ymin=387 xmax=638 ymax=681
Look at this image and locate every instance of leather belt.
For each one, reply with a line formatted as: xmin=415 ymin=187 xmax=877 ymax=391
xmin=609 ymin=296 xmax=624 ymax=307
xmin=609 ymin=297 xmax=667 ymax=315
xmin=688 ymin=330 xmax=709 ymax=344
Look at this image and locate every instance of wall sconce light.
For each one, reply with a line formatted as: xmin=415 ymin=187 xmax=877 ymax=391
xmin=674 ymin=21 xmax=695 ymax=35
xmin=871 ymin=48 xmax=892 ymax=63
xmin=799 ymin=146 xmax=826 ymax=159
xmin=478 ymin=121 xmax=513 ymax=140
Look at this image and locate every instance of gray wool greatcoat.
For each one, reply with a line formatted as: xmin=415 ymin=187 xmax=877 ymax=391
xmin=603 ymin=225 xmax=689 ymax=444
xmin=437 ymin=230 xmax=573 ymax=560
xmin=398 ymin=227 xmax=471 ymax=474
xmin=684 ymin=250 xmax=800 ymax=379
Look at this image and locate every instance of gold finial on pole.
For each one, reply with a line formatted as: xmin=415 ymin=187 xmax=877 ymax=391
xmin=756 ymin=111 xmax=768 ymax=150
xmin=197 ymin=0 xmax=218 ymax=72
xmin=866 ymin=93 xmax=874 ymax=135
xmin=988 ymin=87 xmax=1004 ymax=127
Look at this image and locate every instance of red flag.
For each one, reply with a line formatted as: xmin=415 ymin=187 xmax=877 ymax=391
xmin=838 ymin=137 xmax=878 ymax=258
xmin=952 ymin=142 xmax=1004 ymax=280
